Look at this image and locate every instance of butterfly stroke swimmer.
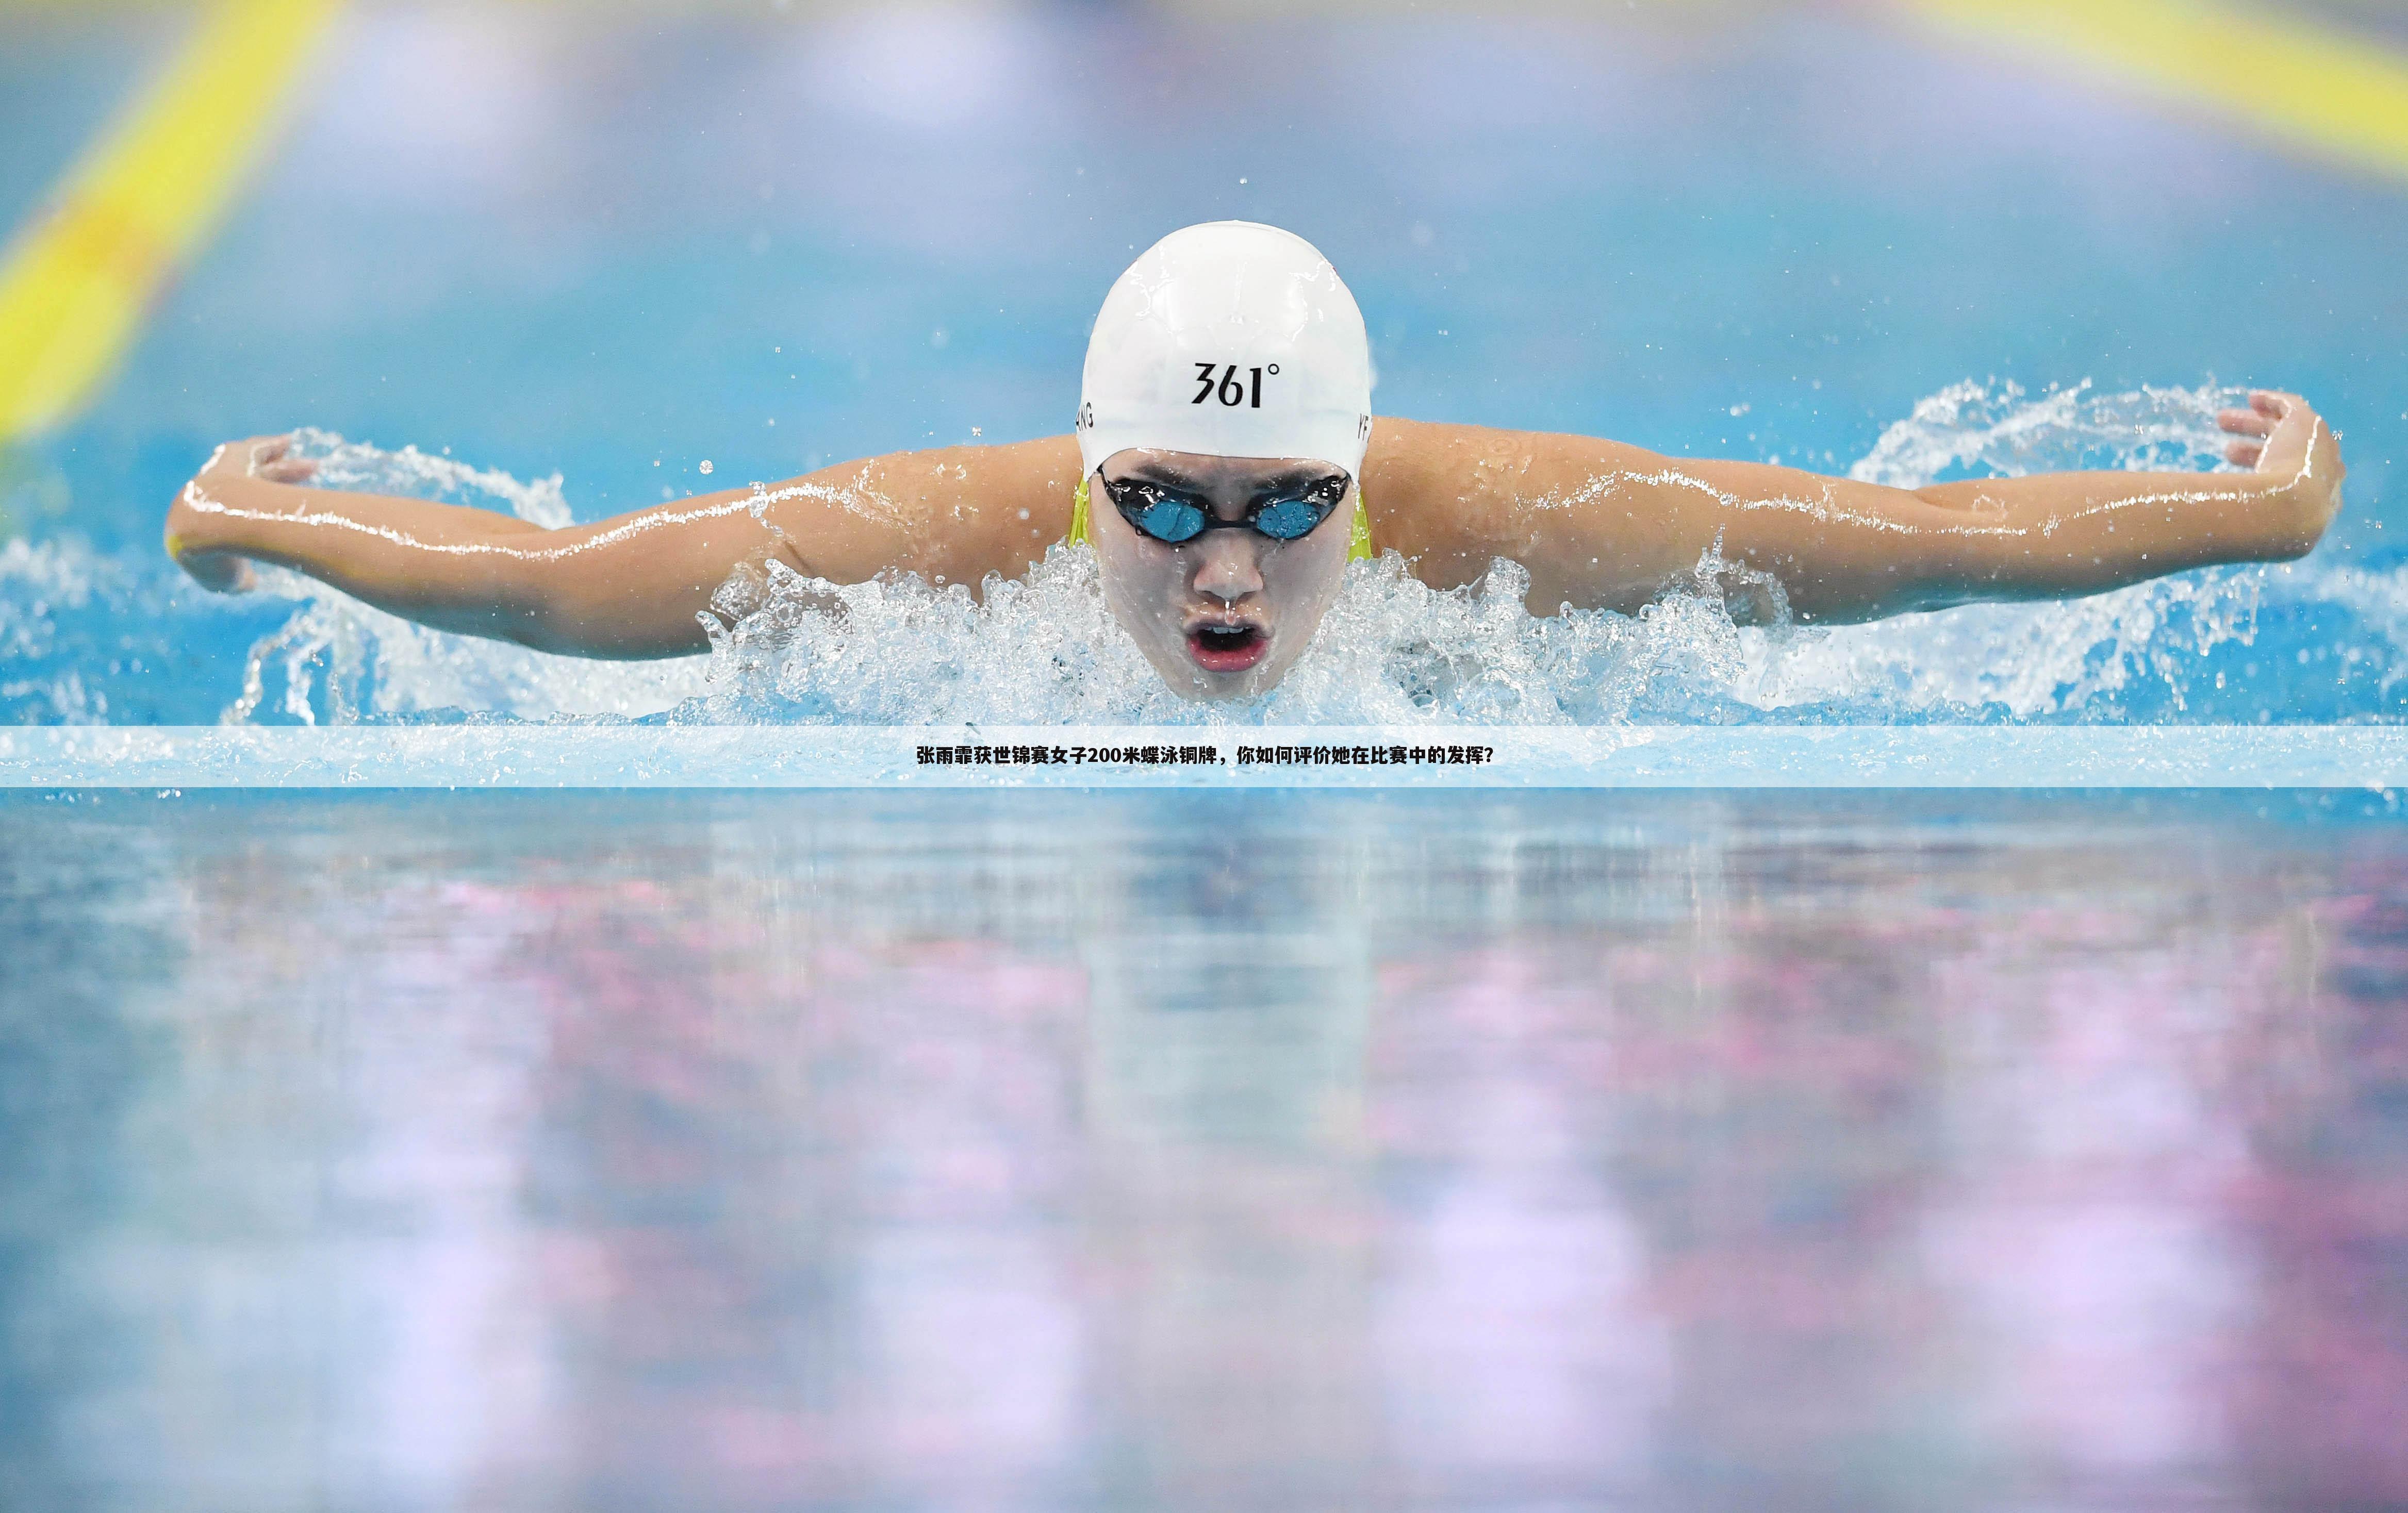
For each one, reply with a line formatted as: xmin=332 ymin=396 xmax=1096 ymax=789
xmin=166 ymin=221 xmax=2344 ymax=701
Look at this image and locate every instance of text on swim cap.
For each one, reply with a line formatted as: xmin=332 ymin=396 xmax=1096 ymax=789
xmin=1193 ymin=363 xmax=1279 ymax=409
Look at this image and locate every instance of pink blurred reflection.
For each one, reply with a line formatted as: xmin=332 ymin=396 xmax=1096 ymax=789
xmin=117 ymin=797 xmax=2408 ymax=1509
xmin=419 ymin=878 xmax=1091 ymax=1505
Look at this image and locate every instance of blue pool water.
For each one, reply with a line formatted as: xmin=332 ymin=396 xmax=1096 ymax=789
xmin=1 ymin=5 xmax=2404 ymax=735
xmin=5 ymin=6 xmax=2408 ymax=1509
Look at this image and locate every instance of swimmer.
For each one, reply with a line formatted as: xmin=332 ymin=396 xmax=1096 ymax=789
xmin=164 ymin=221 xmax=2344 ymax=700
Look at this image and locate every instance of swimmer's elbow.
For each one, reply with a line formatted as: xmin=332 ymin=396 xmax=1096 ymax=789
xmin=510 ymin=571 xmax=714 ymax=659
xmin=506 ymin=605 xmax=708 ymax=659
xmin=459 ymin=555 xmax=578 ymax=655
xmin=499 ymin=605 xmax=598 ymax=657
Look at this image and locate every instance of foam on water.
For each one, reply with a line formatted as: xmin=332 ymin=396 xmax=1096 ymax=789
xmin=286 ymin=429 xmax=577 ymax=529
xmin=4 ymin=387 xmax=2401 ymax=727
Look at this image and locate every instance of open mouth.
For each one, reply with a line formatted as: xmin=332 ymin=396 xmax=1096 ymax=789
xmin=1186 ymin=622 xmax=1268 ymax=673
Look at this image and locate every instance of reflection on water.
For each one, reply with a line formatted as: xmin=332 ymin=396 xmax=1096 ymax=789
xmin=2 ymin=791 xmax=2404 ymax=1510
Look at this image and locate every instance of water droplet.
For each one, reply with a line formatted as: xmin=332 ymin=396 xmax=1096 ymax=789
xmin=700 ymin=460 xmax=714 ymax=475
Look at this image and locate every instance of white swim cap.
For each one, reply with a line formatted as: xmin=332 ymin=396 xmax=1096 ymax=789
xmin=1077 ymin=222 xmax=1373 ymax=481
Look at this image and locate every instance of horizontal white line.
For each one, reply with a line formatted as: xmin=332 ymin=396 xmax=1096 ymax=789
xmin=4 ymin=726 xmax=2406 ymax=790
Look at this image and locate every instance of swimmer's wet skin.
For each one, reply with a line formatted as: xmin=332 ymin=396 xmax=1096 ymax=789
xmin=163 ymin=222 xmax=2346 ymax=701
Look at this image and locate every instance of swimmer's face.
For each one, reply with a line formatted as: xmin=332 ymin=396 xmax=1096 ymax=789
xmin=1088 ymin=450 xmax=1354 ymax=701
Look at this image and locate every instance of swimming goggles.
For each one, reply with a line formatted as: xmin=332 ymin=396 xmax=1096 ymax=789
xmin=1100 ymin=472 xmax=1350 ymax=545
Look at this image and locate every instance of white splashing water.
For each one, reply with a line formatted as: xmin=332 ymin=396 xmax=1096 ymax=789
xmin=1846 ymin=378 xmax=2243 ymax=488
xmin=184 ymin=387 xmax=2402 ymax=726
xmin=215 ymin=430 xmax=706 ymax=725
xmin=290 ymin=427 xmax=576 ymax=528
xmin=221 ymin=570 xmax=710 ymax=726
xmin=1 ymin=537 xmax=120 ymax=722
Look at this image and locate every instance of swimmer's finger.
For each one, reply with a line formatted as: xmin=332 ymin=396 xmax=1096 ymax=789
xmin=2225 ymin=439 xmax=2265 ymax=467
xmin=257 ymin=455 xmax=319 ymax=484
xmin=2217 ymin=407 xmax=2274 ymax=438
xmin=2250 ymin=390 xmax=2299 ymax=421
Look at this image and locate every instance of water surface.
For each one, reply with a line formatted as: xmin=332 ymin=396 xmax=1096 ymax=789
xmin=6 ymin=788 xmax=2403 ymax=1511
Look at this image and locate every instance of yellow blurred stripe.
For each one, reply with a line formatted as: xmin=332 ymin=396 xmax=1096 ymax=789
xmin=0 ymin=0 xmax=342 ymax=443
xmin=1906 ymin=0 xmax=2408 ymax=181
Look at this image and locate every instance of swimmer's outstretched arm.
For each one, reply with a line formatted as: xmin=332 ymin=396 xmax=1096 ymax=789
xmin=1372 ymin=391 xmax=2344 ymax=624
xmin=165 ymin=435 xmax=1082 ymax=657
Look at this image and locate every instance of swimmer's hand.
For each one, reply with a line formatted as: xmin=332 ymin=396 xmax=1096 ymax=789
xmin=2218 ymin=390 xmax=2344 ymax=556
xmin=165 ymin=435 xmax=318 ymax=592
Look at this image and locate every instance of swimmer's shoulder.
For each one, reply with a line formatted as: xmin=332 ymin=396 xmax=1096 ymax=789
xmin=950 ymin=434 xmax=1082 ymax=568
xmin=1364 ymin=418 xmax=1667 ymax=587
xmin=748 ymin=434 xmax=1081 ymax=587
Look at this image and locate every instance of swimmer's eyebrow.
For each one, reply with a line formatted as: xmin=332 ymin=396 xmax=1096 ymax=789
xmin=1113 ymin=464 xmax=1208 ymax=492
xmin=1248 ymin=465 xmax=1346 ymax=492
xmin=1117 ymin=463 xmax=1341 ymax=493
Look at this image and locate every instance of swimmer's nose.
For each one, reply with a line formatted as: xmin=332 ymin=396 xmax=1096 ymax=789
xmin=1190 ymin=531 xmax=1264 ymax=604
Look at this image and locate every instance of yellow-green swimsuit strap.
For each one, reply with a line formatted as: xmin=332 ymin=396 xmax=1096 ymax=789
xmin=1068 ymin=477 xmax=1373 ymax=561
xmin=1068 ymin=475 xmax=1092 ymax=546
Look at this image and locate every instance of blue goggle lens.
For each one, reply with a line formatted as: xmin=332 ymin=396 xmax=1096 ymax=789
xmin=1104 ymin=476 xmax=1346 ymax=545
xmin=1130 ymin=496 xmax=1207 ymax=543
xmin=1251 ymin=495 xmax=1327 ymax=540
